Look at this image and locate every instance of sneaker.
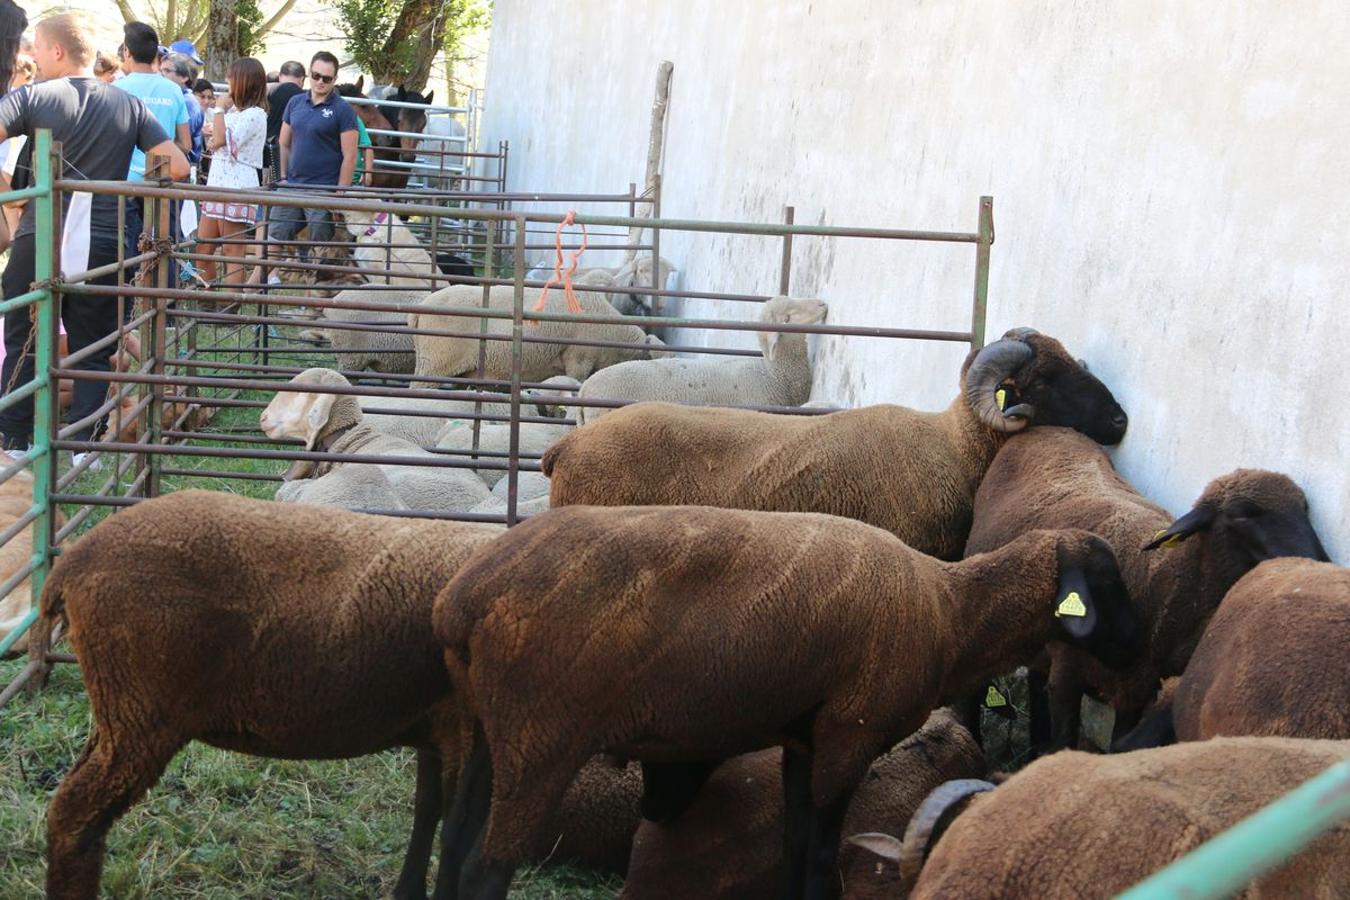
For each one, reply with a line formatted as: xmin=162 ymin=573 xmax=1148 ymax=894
xmin=72 ymin=451 xmax=104 ymax=473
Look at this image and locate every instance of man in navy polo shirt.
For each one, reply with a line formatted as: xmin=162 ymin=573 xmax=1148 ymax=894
xmin=268 ymin=50 xmax=356 ymax=257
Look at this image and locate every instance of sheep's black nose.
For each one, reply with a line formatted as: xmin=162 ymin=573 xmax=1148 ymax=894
xmin=1112 ymin=412 xmax=1128 ymax=430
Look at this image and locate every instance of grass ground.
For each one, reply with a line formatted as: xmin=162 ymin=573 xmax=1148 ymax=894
xmin=0 ymin=320 xmax=619 ymax=899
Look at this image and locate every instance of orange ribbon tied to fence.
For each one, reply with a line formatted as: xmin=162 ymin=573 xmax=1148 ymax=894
xmin=530 ymin=210 xmax=589 ymax=322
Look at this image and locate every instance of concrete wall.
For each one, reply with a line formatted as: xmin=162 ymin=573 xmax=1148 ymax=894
xmin=479 ymin=0 xmax=1349 ymax=557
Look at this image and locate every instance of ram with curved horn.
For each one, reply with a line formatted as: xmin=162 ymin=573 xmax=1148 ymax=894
xmin=544 ymin=328 xmax=1128 ymax=560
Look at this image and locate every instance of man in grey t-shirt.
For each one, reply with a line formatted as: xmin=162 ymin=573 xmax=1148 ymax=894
xmin=0 ymin=12 xmax=186 ymax=456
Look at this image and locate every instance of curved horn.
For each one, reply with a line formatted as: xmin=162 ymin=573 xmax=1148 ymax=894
xmin=964 ymin=339 xmax=1035 ymax=432
xmin=899 ymin=779 xmax=997 ymax=883
xmin=1001 ymin=326 xmax=1040 ymax=341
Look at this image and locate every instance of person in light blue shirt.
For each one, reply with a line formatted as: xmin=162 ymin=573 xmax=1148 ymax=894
xmin=114 ymin=22 xmax=189 ymax=180
xmin=112 ymin=22 xmax=190 ymax=268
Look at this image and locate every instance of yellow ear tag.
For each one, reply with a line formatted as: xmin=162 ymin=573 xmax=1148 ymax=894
xmin=984 ymin=685 xmax=1008 ymax=708
xmin=1055 ymin=592 xmax=1087 ymax=618
xmin=1152 ymin=528 xmax=1183 ymax=550
xmin=995 ymin=388 xmax=1007 ymax=411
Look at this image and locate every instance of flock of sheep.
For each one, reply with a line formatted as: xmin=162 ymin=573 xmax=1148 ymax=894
xmin=30 ymin=258 xmax=1349 ymax=900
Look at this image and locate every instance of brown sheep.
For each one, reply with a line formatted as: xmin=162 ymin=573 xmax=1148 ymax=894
xmin=431 ymin=505 xmax=1143 ymax=900
xmin=621 ymin=709 xmax=984 ymax=900
xmin=898 ymin=737 xmax=1350 ymax=898
xmin=542 ymin=328 xmax=1128 ymax=562
xmin=41 ymin=491 xmax=502 ymax=900
xmin=1169 ymin=557 xmax=1350 ymax=742
xmin=963 ymin=427 xmax=1328 ymax=752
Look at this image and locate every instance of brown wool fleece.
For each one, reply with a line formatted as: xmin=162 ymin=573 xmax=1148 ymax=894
xmin=43 ymin=491 xmax=500 ymax=900
xmin=621 ymin=709 xmax=984 ymax=900
xmin=911 ymin=737 xmax=1350 ymax=899
xmin=1172 ymin=557 xmax=1350 ymax=741
xmin=433 ymin=504 xmax=1114 ymax=864
xmin=543 ymin=333 xmax=1101 ymax=563
xmin=965 ymin=427 xmax=1320 ymax=729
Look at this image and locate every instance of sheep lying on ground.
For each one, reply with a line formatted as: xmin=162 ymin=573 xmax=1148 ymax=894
xmin=894 ymin=737 xmax=1350 ymax=899
xmin=0 ymin=470 xmax=65 ymax=655
xmin=1161 ymin=557 xmax=1349 ymax=743
xmin=964 ymin=427 xmax=1329 ymax=751
xmin=621 ymin=709 xmax=984 ymax=900
xmin=359 ymin=392 xmax=485 ymax=448
xmin=408 ymin=283 xmax=664 ymax=384
xmin=434 ymin=419 xmax=570 ymax=488
xmin=299 ymin=288 xmax=423 ymax=375
xmin=432 ymin=506 xmax=1142 ymax=900
xmin=544 ymin=328 xmax=1128 ymax=561
xmin=575 ymin=296 xmax=828 ymax=424
xmin=41 ymin=491 xmax=502 ymax=900
xmin=261 ymin=368 xmax=491 ymax=512
xmin=342 ymin=209 xmax=472 ymax=289
xmin=578 ymin=256 xmax=674 ymax=317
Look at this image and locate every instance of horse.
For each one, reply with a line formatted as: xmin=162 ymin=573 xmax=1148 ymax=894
xmin=349 ymin=78 xmax=434 ymax=192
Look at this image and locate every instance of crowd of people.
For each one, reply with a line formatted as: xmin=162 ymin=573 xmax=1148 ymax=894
xmin=0 ymin=3 xmax=365 ymax=464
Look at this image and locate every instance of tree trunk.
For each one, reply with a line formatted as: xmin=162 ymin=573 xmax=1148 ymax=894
xmin=205 ymin=0 xmax=240 ymax=83
xmin=371 ymin=0 xmax=445 ymax=91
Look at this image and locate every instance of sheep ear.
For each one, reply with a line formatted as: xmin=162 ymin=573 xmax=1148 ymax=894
xmin=761 ymin=329 xmax=782 ymax=362
xmin=422 ymin=90 xmax=433 ymax=106
xmin=847 ymin=832 xmax=903 ymax=863
xmin=1051 ymin=567 xmax=1098 ymax=641
xmin=281 ymin=458 xmax=316 ymax=482
xmin=1142 ymin=506 xmax=1215 ymax=551
xmin=355 ymin=75 xmax=364 ymax=92
xmin=303 ymin=393 xmax=338 ymax=449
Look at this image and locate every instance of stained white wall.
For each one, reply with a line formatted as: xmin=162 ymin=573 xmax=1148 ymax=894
xmin=480 ymin=0 xmax=1349 ymax=558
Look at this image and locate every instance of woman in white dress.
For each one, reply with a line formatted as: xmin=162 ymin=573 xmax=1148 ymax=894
xmin=199 ymin=57 xmax=267 ymax=287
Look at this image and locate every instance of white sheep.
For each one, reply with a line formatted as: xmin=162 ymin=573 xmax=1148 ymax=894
xmin=299 ymin=288 xmax=423 ymax=375
xmin=261 ymin=368 xmax=493 ymax=513
xmin=434 ymin=418 xmax=570 ymax=488
xmin=408 ymin=283 xmax=665 ymax=385
xmin=575 ymin=295 xmax=828 ymax=424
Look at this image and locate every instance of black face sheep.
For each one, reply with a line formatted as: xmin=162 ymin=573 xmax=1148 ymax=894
xmin=542 ymin=327 xmax=1129 ymax=562
xmin=431 ymin=505 xmax=1143 ymax=900
xmin=1164 ymin=557 xmax=1349 ymax=743
xmin=621 ymin=708 xmax=985 ymax=900
xmin=41 ymin=491 xmax=502 ymax=900
xmin=895 ymin=737 xmax=1350 ymax=899
xmin=963 ymin=426 xmax=1329 ymax=751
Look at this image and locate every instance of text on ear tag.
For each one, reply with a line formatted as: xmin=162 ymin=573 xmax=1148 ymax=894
xmin=995 ymin=388 xmax=1007 ymax=411
xmin=984 ymin=685 xmax=1008 ymax=708
xmin=1056 ymin=591 xmax=1087 ymax=618
xmin=1152 ymin=528 xmax=1183 ymax=550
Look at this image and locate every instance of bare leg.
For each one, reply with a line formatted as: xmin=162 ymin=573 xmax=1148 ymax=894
xmin=197 ymin=214 xmax=221 ymax=285
xmin=219 ymin=218 xmax=252 ymax=289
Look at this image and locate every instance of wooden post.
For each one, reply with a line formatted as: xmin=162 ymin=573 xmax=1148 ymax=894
xmin=624 ymin=60 xmax=673 ymax=264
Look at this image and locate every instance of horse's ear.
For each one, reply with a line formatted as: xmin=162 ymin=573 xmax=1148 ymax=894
xmin=422 ymin=90 xmax=433 ymax=106
xmin=396 ymin=85 xmax=407 ymax=101
xmin=355 ymin=75 xmax=364 ymax=92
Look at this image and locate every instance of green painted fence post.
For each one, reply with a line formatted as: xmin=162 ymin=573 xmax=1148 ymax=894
xmin=26 ymin=128 xmax=55 ymax=691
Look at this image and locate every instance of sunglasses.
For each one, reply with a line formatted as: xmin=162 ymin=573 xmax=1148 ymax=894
xmin=310 ymin=71 xmax=335 ymax=83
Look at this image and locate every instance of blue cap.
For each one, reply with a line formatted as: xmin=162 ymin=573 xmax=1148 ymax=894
xmin=169 ymin=39 xmax=203 ymax=65
xmin=156 ymin=45 xmax=169 ymax=58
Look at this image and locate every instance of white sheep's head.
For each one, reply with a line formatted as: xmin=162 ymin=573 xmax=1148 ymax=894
xmin=260 ymin=369 xmax=358 ymax=479
xmin=759 ymin=296 xmax=828 ymax=361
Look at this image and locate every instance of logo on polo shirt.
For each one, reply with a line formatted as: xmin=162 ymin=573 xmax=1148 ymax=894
xmin=322 ymin=108 xmax=333 ymax=118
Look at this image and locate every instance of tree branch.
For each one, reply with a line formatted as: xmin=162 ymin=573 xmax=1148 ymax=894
xmin=257 ymin=0 xmax=302 ymax=40
xmin=114 ymin=0 xmax=139 ymax=23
